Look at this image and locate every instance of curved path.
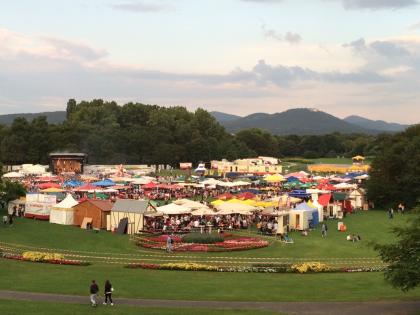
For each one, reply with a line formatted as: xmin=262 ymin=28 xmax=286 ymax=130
xmin=0 ymin=290 xmax=419 ymax=315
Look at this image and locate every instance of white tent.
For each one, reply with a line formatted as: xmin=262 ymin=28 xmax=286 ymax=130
xmin=156 ymin=203 xmax=191 ymax=215
xmin=3 ymin=172 xmax=24 ymax=178
xmin=191 ymin=208 xmax=217 ymax=216
xmin=49 ymin=194 xmax=79 ymax=225
xmin=216 ymin=202 xmax=256 ymax=215
xmin=334 ymin=183 xmax=357 ymax=190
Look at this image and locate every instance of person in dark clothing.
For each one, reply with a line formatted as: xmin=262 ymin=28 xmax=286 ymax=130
xmin=103 ymin=280 xmax=114 ymax=306
xmin=90 ymin=280 xmax=99 ymax=306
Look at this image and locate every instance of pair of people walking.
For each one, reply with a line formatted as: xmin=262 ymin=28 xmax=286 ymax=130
xmin=90 ymin=280 xmax=114 ymax=307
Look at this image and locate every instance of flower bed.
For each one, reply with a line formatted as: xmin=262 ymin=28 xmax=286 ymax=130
xmin=127 ymin=262 xmax=384 ymax=273
xmin=137 ymin=234 xmax=269 ymax=252
xmin=2 ymin=252 xmax=90 ymax=266
xmin=291 ymin=262 xmax=330 ymax=273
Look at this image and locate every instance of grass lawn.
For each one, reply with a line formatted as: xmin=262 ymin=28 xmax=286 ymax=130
xmin=0 ymin=299 xmax=280 ymax=315
xmin=0 ymin=210 xmax=409 ymax=261
xmin=0 ymin=209 xmax=419 ymax=302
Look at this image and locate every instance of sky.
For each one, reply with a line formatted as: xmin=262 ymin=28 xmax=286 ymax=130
xmin=0 ymin=0 xmax=419 ymax=123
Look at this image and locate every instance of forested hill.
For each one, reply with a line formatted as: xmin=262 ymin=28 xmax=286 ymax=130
xmin=217 ymin=108 xmax=376 ymax=135
xmin=0 ymin=99 xmax=398 ymax=165
xmin=0 ymin=111 xmax=66 ymax=125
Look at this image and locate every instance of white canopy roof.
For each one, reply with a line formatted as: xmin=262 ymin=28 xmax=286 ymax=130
xmin=156 ymin=203 xmax=191 ymax=215
xmin=53 ymin=194 xmax=79 ymax=209
xmin=215 ymin=202 xmax=256 ymax=215
xmin=334 ymin=183 xmax=358 ymax=190
xmin=3 ymin=172 xmax=24 ymax=178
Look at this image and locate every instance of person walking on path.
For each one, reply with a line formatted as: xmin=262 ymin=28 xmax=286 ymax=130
xmin=166 ymin=234 xmax=173 ymax=253
xmin=321 ymin=223 xmax=328 ymax=238
xmin=89 ymin=280 xmax=99 ymax=307
xmin=103 ymin=280 xmax=114 ymax=306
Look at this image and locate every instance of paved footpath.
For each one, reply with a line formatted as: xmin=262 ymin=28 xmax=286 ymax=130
xmin=0 ymin=290 xmax=419 ymax=315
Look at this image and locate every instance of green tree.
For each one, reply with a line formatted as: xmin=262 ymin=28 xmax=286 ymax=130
xmin=0 ymin=180 xmax=26 ymax=208
xmin=367 ymin=125 xmax=420 ymax=208
xmin=374 ymin=209 xmax=420 ymax=291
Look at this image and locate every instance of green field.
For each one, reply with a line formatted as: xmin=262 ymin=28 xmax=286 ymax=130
xmin=1 ymin=209 xmax=419 ymax=303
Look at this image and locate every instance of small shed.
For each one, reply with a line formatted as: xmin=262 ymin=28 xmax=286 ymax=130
xmin=73 ymin=199 xmax=113 ymax=229
xmin=110 ymin=199 xmax=152 ymax=234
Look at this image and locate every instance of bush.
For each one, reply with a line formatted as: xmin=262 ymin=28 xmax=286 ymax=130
xmin=182 ymin=233 xmax=224 ymax=244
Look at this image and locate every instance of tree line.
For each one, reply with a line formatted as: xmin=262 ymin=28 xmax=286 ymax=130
xmin=0 ymin=99 xmax=390 ymax=166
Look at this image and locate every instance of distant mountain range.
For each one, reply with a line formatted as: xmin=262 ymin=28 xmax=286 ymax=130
xmin=0 ymin=108 xmax=409 ymax=135
xmin=0 ymin=111 xmax=66 ymax=125
xmin=343 ymin=115 xmax=409 ymax=133
xmin=210 ymin=108 xmax=409 ymax=135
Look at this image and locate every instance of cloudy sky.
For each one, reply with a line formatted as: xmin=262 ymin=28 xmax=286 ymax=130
xmin=1 ymin=0 xmax=419 ymax=123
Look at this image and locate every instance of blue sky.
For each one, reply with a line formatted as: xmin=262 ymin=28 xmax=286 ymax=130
xmin=0 ymin=0 xmax=419 ymax=123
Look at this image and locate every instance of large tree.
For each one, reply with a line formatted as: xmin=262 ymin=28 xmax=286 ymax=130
xmin=367 ymin=125 xmax=420 ymax=208
xmin=374 ymin=209 xmax=420 ymax=291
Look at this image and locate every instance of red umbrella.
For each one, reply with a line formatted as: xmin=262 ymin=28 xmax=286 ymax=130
xmin=38 ymin=182 xmax=61 ymax=189
xmin=217 ymin=192 xmax=234 ymax=200
xmin=75 ymin=183 xmax=101 ymax=192
xmin=142 ymin=182 xmax=157 ymax=189
xmin=236 ymin=192 xmax=255 ymax=200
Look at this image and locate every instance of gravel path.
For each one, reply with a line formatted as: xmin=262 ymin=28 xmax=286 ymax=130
xmin=0 ymin=290 xmax=419 ymax=315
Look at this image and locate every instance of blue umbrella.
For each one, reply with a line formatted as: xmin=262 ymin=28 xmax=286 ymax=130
xmin=92 ymin=179 xmax=115 ymax=187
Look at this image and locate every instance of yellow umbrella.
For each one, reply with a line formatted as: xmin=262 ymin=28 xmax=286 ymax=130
xmin=211 ymin=199 xmax=225 ymax=206
xmin=265 ymin=174 xmax=286 ymax=182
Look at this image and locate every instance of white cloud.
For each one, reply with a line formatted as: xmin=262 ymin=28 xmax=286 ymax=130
xmin=0 ymin=27 xmax=419 ymax=124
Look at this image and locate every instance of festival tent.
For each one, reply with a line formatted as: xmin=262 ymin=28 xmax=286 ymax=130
xmin=41 ymin=187 xmax=65 ymax=193
xmin=156 ymin=203 xmax=191 ymax=215
xmin=236 ymin=192 xmax=256 ymax=200
xmin=173 ymin=199 xmax=209 ymax=210
xmin=240 ymin=188 xmax=261 ymax=195
xmin=63 ymin=180 xmax=83 ymax=187
xmin=191 ymin=208 xmax=217 ymax=216
xmin=217 ymin=192 xmax=234 ymax=200
xmin=334 ymin=183 xmax=357 ymax=190
xmin=2 ymin=172 xmax=24 ymax=179
xmin=289 ymin=202 xmax=318 ymax=230
xmin=49 ymin=194 xmax=79 ymax=225
xmin=289 ymin=190 xmax=310 ymax=199
xmin=92 ymin=179 xmax=115 ymax=187
xmin=210 ymin=199 xmax=225 ymax=206
xmin=265 ymin=174 xmax=286 ymax=183
xmin=25 ymin=193 xmax=57 ymax=220
xmin=21 ymin=164 xmax=47 ymax=175
xmin=75 ymin=183 xmax=100 ymax=192
xmin=287 ymin=176 xmax=300 ymax=182
xmin=215 ymin=202 xmax=256 ymax=215
xmin=142 ymin=182 xmax=158 ymax=189
xmin=38 ymin=182 xmax=61 ymax=190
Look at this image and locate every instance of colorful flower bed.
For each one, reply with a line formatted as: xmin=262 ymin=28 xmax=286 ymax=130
xmin=291 ymin=262 xmax=330 ymax=273
xmin=127 ymin=262 xmax=384 ymax=274
xmin=137 ymin=234 xmax=269 ymax=252
xmin=2 ymin=251 xmax=90 ymax=266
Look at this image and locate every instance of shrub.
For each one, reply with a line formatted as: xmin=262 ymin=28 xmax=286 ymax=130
xmin=182 ymin=233 xmax=224 ymax=244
